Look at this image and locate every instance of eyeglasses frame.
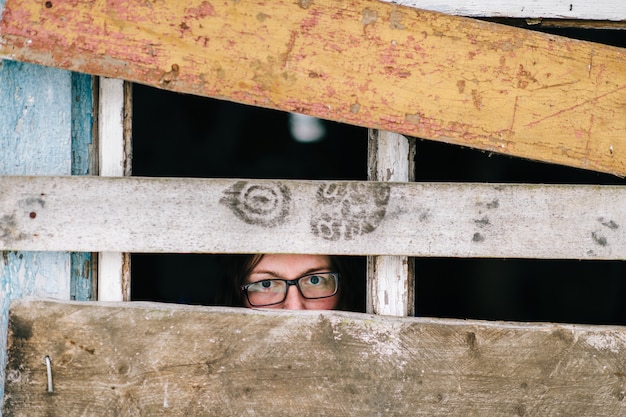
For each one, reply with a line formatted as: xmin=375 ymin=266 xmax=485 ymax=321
xmin=240 ymin=272 xmax=340 ymax=307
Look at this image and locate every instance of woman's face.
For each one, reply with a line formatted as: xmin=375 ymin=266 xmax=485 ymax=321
xmin=243 ymin=254 xmax=340 ymax=310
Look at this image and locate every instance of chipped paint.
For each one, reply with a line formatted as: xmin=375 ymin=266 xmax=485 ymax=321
xmin=0 ymin=0 xmax=625 ymax=175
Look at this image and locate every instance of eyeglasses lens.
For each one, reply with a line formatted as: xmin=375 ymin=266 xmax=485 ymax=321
xmin=298 ymin=273 xmax=337 ymax=298
xmin=246 ymin=280 xmax=286 ymax=306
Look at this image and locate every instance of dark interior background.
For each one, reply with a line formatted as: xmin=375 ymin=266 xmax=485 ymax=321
xmin=131 ymin=25 xmax=626 ymax=325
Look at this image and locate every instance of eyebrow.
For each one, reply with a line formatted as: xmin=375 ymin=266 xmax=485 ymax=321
xmin=249 ymin=267 xmax=332 ymax=280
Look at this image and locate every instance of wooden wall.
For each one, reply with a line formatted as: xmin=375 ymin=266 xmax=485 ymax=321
xmin=3 ymin=299 xmax=626 ymax=417
xmin=1 ymin=0 xmax=625 ymax=415
xmin=0 ymin=40 xmax=94 ymax=408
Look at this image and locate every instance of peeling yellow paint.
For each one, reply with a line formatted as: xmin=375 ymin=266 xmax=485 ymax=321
xmin=0 ymin=0 xmax=624 ymax=176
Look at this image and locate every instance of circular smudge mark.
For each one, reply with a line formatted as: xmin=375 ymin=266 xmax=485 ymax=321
xmin=221 ymin=181 xmax=291 ymax=227
xmin=310 ymin=182 xmax=390 ymax=241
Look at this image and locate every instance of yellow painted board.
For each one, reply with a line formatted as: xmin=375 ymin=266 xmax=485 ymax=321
xmin=1 ymin=0 xmax=625 ymax=175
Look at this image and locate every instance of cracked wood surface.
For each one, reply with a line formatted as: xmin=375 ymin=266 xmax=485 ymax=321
xmin=0 ymin=176 xmax=625 ymax=259
xmin=3 ymin=299 xmax=626 ymax=416
xmin=0 ymin=0 xmax=625 ymax=176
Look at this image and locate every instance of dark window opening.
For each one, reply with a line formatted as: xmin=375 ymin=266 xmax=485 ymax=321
xmin=131 ymin=27 xmax=626 ymax=324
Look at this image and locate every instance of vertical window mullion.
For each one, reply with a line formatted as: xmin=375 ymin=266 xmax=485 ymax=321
xmin=366 ymin=129 xmax=416 ymax=317
xmin=97 ymin=77 xmax=132 ymax=301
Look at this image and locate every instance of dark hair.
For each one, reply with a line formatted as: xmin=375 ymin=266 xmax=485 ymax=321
xmin=222 ymin=254 xmax=365 ymax=312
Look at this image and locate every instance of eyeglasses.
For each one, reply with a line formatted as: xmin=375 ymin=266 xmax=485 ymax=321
xmin=240 ymin=272 xmax=340 ymax=307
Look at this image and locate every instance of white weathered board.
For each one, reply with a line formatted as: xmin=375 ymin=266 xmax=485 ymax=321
xmin=367 ymin=130 xmax=415 ymax=316
xmin=97 ymin=77 xmax=130 ymax=302
xmin=3 ymin=298 xmax=626 ymax=417
xmin=0 ymin=175 xmax=624 ymax=259
xmin=383 ymin=0 xmax=626 ymax=20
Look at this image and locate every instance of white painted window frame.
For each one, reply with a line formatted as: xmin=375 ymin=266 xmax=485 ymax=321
xmin=97 ymin=77 xmax=131 ymax=301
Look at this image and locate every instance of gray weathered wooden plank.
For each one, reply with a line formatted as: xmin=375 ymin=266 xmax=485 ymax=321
xmin=0 ymin=175 xmax=625 ymax=259
xmin=3 ymin=298 xmax=626 ymax=417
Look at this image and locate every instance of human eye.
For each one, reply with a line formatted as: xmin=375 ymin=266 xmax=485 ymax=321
xmin=299 ymin=273 xmax=337 ymax=299
xmin=244 ymin=279 xmax=287 ymax=307
xmin=302 ymin=274 xmax=333 ymax=288
xmin=249 ymin=279 xmax=281 ymax=292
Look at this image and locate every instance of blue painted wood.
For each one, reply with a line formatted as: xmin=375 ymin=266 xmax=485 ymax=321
xmin=70 ymin=72 xmax=95 ymax=302
xmin=0 ymin=61 xmax=73 ymax=173
xmin=71 ymin=72 xmax=94 ymax=176
xmin=0 ymin=59 xmax=74 ymax=408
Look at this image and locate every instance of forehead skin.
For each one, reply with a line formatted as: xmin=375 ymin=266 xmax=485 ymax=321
xmin=246 ymin=254 xmax=333 ymax=282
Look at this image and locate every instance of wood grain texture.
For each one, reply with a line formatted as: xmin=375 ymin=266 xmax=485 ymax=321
xmin=1 ymin=0 xmax=625 ymax=176
xmin=3 ymin=298 xmax=626 ymax=417
xmin=70 ymin=71 xmax=96 ymax=303
xmin=0 ymin=175 xmax=624 ymax=259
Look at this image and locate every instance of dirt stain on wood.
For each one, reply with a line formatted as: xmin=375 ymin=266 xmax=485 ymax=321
xmin=472 ymin=232 xmax=485 ymax=243
xmin=159 ymin=64 xmax=180 ymax=85
xmin=591 ymin=231 xmax=608 ymax=246
xmin=471 ymin=89 xmax=483 ymax=110
xmin=298 ymin=0 xmax=313 ymax=9
xmin=457 ymin=80 xmax=466 ymax=94
xmin=389 ymin=9 xmax=405 ymax=30
xmin=310 ymin=182 xmax=390 ymax=240
xmin=221 ymin=181 xmax=291 ymax=227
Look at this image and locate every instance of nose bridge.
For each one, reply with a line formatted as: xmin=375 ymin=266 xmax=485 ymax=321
xmin=282 ymin=282 xmax=305 ymax=309
xmin=284 ymin=278 xmax=305 ymax=298
xmin=285 ymin=278 xmax=301 ymax=290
